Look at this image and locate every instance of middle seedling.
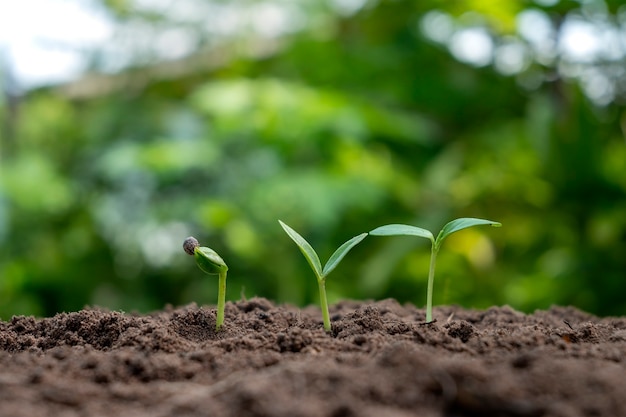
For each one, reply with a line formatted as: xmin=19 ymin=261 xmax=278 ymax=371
xmin=279 ymin=220 xmax=367 ymax=332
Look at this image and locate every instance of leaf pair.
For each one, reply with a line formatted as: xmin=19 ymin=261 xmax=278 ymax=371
xmin=370 ymin=218 xmax=501 ymax=251
xmin=279 ymin=220 xmax=367 ymax=283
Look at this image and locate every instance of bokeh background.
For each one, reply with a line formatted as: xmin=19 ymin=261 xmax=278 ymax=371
xmin=1 ymin=0 xmax=625 ymax=320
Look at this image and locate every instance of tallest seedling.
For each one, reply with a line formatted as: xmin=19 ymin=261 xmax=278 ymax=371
xmin=370 ymin=218 xmax=501 ymax=323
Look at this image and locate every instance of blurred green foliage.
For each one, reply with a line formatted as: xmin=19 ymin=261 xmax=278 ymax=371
xmin=1 ymin=0 xmax=626 ymax=319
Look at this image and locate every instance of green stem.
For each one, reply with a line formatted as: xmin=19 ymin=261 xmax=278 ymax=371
xmin=318 ymin=278 xmax=332 ymax=332
xmin=216 ymin=270 xmax=227 ymax=331
xmin=426 ymin=245 xmax=438 ymax=323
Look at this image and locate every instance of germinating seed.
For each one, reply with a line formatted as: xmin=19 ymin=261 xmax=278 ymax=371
xmin=183 ymin=236 xmax=199 ymax=255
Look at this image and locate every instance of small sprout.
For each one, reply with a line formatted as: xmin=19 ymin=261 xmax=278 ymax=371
xmin=183 ymin=236 xmax=229 ymax=331
xmin=370 ymin=218 xmax=501 ymax=323
xmin=279 ymin=220 xmax=368 ymax=332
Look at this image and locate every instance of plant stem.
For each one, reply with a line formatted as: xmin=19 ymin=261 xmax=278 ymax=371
xmin=426 ymin=245 xmax=439 ymax=323
xmin=318 ymin=278 xmax=332 ymax=332
xmin=216 ymin=270 xmax=227 ymax=331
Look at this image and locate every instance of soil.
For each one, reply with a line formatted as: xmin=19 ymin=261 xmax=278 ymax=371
xmin=1 ymin=298 xmax=625 ymax=417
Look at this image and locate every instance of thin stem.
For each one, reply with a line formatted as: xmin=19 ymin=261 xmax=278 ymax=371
xmin=318 ymin=278 xmax=332 ymax=332
xmin=216 ymin=270 xmax=227 ymax=331
xmin=426 ymin=245 xmax=438 ymax=323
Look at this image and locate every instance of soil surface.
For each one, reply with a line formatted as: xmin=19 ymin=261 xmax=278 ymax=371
xmin=1 ymin=298 xmax=625 ymax=417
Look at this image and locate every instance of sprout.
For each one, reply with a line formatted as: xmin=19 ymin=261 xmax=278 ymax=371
xmin=183 ymin=236 xmax=229 ymax=331
xmin=370 ymin=218 xmax=501 ymax=323
xmin=279 ymin=220 xmax=368 ymax=332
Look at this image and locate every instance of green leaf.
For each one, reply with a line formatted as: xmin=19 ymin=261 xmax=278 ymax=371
xmin=435 ymin=218 xmax=502 ymax=249
xmin=279 ymin=220 xmax=323 ymax=279
xmin=369 ymin=224 xmax=434 ymax=242
xmin=194 ymin=247 xmax=228 ymax=275
xmin=322 ymin=233 xmax=368 ymax=277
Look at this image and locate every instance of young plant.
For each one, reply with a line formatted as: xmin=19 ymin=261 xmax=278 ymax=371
xmin=370 ymin=218 xmax=501 ymax=323
xmin=279 ymin=220 xmax=368 ymax=332
xmin=183 ymin=236 xmax=229 ymax=331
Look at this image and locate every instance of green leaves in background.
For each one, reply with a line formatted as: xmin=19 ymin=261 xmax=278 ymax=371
xmin=1 ymin=0 xmax=626 ymax=320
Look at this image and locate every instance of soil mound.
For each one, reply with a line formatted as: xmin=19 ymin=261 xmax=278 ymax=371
xmin=1 ymin=298 xmax=625 ymax=416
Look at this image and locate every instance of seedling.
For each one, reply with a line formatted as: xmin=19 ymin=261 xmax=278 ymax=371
xmin=370 ymin=218 xmax=501 ymax=323
xmin=183 ymin=236 xmax=229 ymax=331
xmin=279 ymin=220 xmax=368 ymax=332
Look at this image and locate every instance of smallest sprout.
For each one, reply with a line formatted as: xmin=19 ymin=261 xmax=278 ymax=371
xmin=183 ymin=236 xmax=229 ymax=331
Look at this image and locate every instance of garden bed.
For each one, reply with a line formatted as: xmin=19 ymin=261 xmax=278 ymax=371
xmin=1 ymin=297 xmax=625 ymax=416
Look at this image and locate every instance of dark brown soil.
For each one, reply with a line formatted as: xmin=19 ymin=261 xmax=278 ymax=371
xmin=1 ymin=298 xmax=625 ymax=417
